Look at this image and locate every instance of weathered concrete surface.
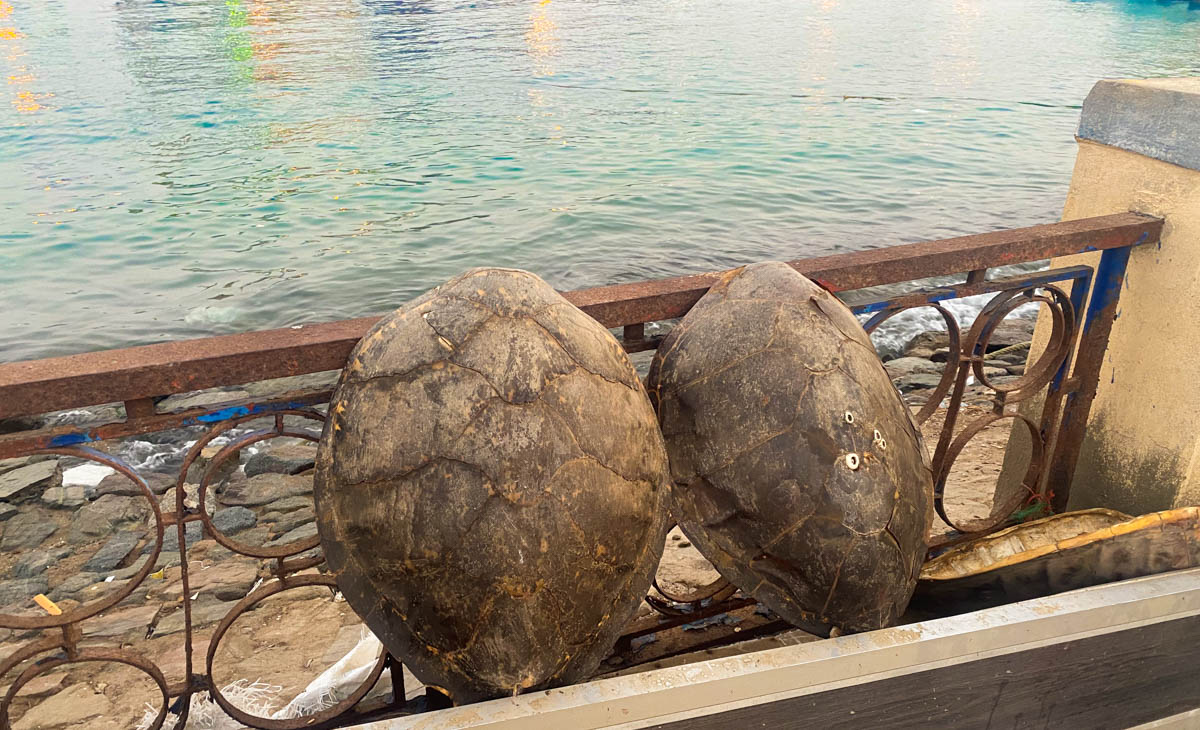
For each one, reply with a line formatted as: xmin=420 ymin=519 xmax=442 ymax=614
xmin=1078 ymin=78 xmax=1200 ymax=174
xmin=1004 ymin=77 xmax=1200 ymax=515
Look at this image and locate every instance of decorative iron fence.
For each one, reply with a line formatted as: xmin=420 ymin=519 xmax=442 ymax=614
xmin=0 ymin=211 xmax=1163 ymax=729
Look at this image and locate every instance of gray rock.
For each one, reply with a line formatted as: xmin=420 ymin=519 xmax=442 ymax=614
xmin=991 ymin=348 xmax=1030 ymax=365
xmin=981 ymin=366 xmax=1010 ymax=379
xmin=47 ymin=573 xmax=99 ymax=602
xmin=82 ymin=604 xmax=159 ymax=639
xmin=219 ymin=473 xmax=313 ymax=507
xmin=12 ymin=548 xmax=69 ymax=579
xmin=160 ymin=485 xmax=212 ymax=515
xmin=153 ymin=597 xmax=233 ymax=636
xmin=139 ymin=427 xmax=204 ymax=445
xmin=212 ymin=507 xmax=256 ymax=535
xmin=903 ymin=346 xmax=938 ymax=361
xmin=157 ymin=389 xmax=251 ymax=413
xmin=930 ymin=348 xmax=951 ymax=363
xmin=905 ymin=321 xmax=1032 ymax=358
xmin=68 ymin=495 xmax=148 ymax=544
xmin=0 ymin=512 xmax=57 ymax=552
xmin=226 ymin=525 xmax=272 ymax=550
xmin=40 ymin=485 xmax=89 ymax=509
xmin=153 ymin=551 xmax=182 ymax=571
xmin=0 ymin=577 xmax=49 ymax=608
xmin=0 ymin=457 xmax=36 ymax=476
xmin=0 ymin=461 xmax=61 ymax=503
xmin=893 ymin=373 xmax=944 ymax=393
xmin=95 ymin=471 xmax=173 ymax=498
xmin=153 ymin=521 xmax=203 ymax=554
xmin=883 ymin=356 xmax=943 ymax=378
xmin=83 ymin=531 xmax=146 ymax=573
xmin=244 ymin=443 xmax=317 ymax=478
xmin=985 ymin=319 xmax=1035 ymax=350
xmin=0 ymin=504 xmax=17 ymax=522
xmin=1007 ymin=364 xmax=1026 ymax=376
xmin=990 ymin=375 xmax=1021 ymax=386
xmin=265 ymin=496 xmax=312 ymax=514
xmin=108 ymin=554 xmax=150 ymax=581
xmin=266 ymin=521 xmax=318 ymax=547
xmin=902 ymin=330 xmax=950 ymax=355
xmin=184 ymin=445 xmax=238 ymax=487
xmin=264 ymin=509 xmax=314 ymax=535
xmin=242 ymin=371 xmax=339 ymax=398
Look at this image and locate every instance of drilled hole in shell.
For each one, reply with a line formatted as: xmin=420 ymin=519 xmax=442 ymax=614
xmin=844 ymin=453 xmax=860 ymax=470
xmin=844 ymin=411 xmax=855 ymax=424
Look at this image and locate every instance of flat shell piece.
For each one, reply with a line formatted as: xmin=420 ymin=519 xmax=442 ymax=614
xmin=920 ymin=508 xmax=1132 ymax=580
xmin=909 ymin=507 xmax=1198 ymax=620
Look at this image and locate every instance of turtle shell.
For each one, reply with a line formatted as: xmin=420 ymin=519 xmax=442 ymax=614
xmin=907 ymin=507 xmax=1199 ymax=620
xmin=315 ymin=267 xmax=671 ymax=703
xmin=646 ymin=262 xmax=933 ymax=634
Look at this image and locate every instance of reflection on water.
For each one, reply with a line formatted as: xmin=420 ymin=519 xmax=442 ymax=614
xmin=1 ymin=0 xmax=50 ymax=114
xmin=1 ymin=0 xmax=1200 ymax=362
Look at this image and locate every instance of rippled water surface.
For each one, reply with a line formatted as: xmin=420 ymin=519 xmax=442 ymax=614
xmin=2 ymin=0 xmax=1200 ymax=361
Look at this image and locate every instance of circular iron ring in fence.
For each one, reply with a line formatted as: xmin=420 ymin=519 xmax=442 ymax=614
xmin=205 ymin=573 xmax=387 ymax=730
xmin=932 ymin=412 xmax=1045 ymax=535
xmin=179 ymin=410 xmax=326 ymax=561
xmin=0 ymin=447 xmax=165 ymax=632
xmin=962 ymin=285 xmax=1075 ymax=399
xmin=863 ymin=302 xmax=961 ymax=426
xmin=1 ymin=649 xmax=170 ymax=730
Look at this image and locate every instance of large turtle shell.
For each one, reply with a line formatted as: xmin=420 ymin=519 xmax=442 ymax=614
xmin=314 ymin=268 xmax=671 ymax=703
xmin=646 ymin=262 xmax=933 ymax=634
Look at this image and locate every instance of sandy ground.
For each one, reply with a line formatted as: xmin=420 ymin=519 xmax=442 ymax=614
xmin=3 ymin=400 xmax=1013 ymax=729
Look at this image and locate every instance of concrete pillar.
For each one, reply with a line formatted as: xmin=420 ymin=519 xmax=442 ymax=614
xmin=1016 ymin=78 xmax=1200 ymax=514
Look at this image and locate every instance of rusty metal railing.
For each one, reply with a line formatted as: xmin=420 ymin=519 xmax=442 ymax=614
xmin=0 ymin=211 xmax=1164 ymax=729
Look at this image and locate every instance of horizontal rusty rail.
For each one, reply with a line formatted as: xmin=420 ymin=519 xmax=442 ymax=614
xmin=0 ymin=212 xmax=1161 ymax=420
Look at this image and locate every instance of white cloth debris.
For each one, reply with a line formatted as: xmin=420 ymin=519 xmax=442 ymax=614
xmin=274 ymin=627 xmax=386 ymax=719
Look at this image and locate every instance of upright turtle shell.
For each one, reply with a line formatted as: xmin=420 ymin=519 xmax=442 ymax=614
xmin=647 ymin=262 xmax=932 ymax=634
xmin=315 ymin=268 xmax=671 ymax=703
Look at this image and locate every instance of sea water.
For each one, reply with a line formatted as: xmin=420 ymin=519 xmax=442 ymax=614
xmin=2 ymin=0 xmax=1200 ymax=362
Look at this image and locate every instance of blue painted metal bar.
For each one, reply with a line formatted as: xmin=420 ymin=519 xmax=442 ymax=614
xmin=1049 ymin=245 xmax=1135 ymax=511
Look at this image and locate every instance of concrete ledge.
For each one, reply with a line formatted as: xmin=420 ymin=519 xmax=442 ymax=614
xmin=377 ymin=569 xmax=1200 ymax=729
xmin=1079 ymin=78 xmax=1200 ymax=172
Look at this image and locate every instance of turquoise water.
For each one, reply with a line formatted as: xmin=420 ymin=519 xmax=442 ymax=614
xmin=2 ymin=0 xmax=1200 ymax=363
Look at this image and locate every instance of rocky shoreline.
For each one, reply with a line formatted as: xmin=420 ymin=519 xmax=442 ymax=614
xmin=882 ymin=317 xmax=1034 ymax=398
xmin=0 ymin=319 xmax=1034 ymax=728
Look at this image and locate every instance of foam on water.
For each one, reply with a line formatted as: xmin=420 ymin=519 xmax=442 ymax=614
xmin=864 ymin=296 xmax=1040 ymax=358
